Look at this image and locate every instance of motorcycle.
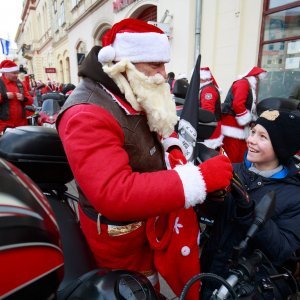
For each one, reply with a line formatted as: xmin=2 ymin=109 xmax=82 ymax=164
xmin=26 ymin=92 xmax=66 ymax=128
xmin=172 ymin=78 xmax=189 ymax=117
xmin=0 ymin=125 xmax=161 ymax=300
xmin=181 ymin=191 xmax=300 ymax=299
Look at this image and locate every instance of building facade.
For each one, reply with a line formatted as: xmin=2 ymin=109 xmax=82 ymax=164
xmin=15 ymin=0 xmax=300 ymax=100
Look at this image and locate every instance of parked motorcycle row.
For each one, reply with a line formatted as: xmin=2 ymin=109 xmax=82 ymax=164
xmin=0 ymin=105 xmax=299 ymax=299
xmin=25 ymin=91 xmax=69 ymax=129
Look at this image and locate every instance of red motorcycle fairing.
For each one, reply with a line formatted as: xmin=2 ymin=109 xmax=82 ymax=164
xmin=0 ymin=159 xmax=64 ymax=299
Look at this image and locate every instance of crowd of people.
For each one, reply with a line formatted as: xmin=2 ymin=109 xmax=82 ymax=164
xmin=1 ymin=17 xmax=300 ymax=300
xmin=0 ymin=59 xmax=75 ymax=133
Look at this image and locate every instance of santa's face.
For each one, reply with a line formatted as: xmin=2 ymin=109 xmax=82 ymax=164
xmin=102 ymin=60 xmax=178 ymax=137
xmin=126 ymin=62 xmax=178 ymax=137
xmin=134 ymin=62 xmax=167 ymax=80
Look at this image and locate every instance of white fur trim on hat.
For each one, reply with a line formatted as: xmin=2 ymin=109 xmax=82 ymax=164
xmin=200 ymin=70 xmax=212 ymax=80
xmin=236 ymin=110 xmax=252 ymax=126
xmin=98 ymin=32 xmax=170 ymax=63
xmin=0 ymin=66 xmax=19 ymax=73
xmin=162 ymin=137 xmax=187 ymax=155
xmin=174 ymin=162 xmax=207 ymax=208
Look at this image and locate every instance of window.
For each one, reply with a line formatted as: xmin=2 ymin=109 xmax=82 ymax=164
xmin=60 ymin=1 xmax=65 ymax=26
xmin=258 ymin=1 xmax=300 ymax=100
xmin=53 ymin=0 xmax=57 ymax=14
xmin=71 ymin=0 xmax=79 ymax=8
xmin=269 ymin=0 xmax=296 ymax=9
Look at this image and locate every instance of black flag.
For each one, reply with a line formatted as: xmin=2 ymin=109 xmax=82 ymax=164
xmin=178 ymin=55 xmax=201 ymax=163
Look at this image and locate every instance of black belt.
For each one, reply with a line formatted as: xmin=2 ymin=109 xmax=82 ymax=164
xmin=80 ymin=204 xmax=137 ymax=226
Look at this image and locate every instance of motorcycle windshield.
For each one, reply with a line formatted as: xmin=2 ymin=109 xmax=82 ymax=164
xmin=41 ymin=99 xmax=61 ymax=116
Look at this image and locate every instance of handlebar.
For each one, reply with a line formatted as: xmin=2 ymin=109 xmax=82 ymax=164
xmin=213 ymin=250 xmax=263 ymax=299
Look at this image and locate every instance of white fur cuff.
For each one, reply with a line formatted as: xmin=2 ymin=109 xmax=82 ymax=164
xmin=162 ymin=137 xmax=187 ymax=155
xmin=174 ymin=162 xmax=207 ymax=208
xmin=202 ymin=134 xmax=224 ymax=149
xmin=221 ymin=125 xmax=247 ymax=140
xmin=236 ymin=110 xmax=252 ymax=126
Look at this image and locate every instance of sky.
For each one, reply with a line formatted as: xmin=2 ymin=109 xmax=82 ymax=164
xmin=0 ymin=0 xmax=24 ymax=49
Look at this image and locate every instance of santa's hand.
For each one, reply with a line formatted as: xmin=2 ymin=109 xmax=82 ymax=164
xmin=199 ymin=155 xmax=233 ymax=193
xmin=174 ymin=155 xmax=233 ymax=208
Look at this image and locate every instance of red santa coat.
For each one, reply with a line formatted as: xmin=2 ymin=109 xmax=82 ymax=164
xmin=0 ymin=75 xmax=33 ymax=132
xmin=58 ymin=102 xmax=201 ymax=297
xmin=199 ymin=82 xmax=223 ymax=149
xmin=221 ymin=78 xmax=254 ymax=162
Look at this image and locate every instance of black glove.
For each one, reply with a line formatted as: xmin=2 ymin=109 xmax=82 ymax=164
xmin=230 ymin=173 xmax=254 ymax=216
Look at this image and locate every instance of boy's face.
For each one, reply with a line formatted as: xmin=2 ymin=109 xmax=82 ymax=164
xmin=246 ymin=124 xmax=279 ymax=170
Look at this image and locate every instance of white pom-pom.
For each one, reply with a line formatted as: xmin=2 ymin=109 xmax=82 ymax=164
xmin=98 ymin=46 xmax=116 ymax=63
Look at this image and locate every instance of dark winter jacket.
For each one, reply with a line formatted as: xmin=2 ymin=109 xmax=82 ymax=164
xmin=200 ymin=157 xmax=300 ymax=275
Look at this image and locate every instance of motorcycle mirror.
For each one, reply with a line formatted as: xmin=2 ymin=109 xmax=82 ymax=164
xmin=232 ymin=191 xmax=276 ymax=265
xmin=197 ymin=108 xmax=217 ymax=140
xmin=239 ymin=191 xmax=276 ymax=252
xmin=25 ymin=105 xmax=36 ymax=112
xmin=253 ymin=190 xmax=276 ymax=227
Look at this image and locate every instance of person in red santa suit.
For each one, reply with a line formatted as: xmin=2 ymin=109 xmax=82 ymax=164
xmin=199 ymin=67 xmax=223 ymax=150
xmin=221 ymin=67 xmax=267 ymax=163
xmin=56 ymin=18 xmax=233 ymax=299
xmin=0 ymin=60 xmax=33 ymax=133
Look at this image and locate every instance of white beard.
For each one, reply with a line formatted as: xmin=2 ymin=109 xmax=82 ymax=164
xmin=103 ymin=60 xmax=178 ymax=137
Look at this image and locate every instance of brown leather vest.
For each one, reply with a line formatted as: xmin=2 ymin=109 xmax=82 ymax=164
xmin=57 ymin=78 xmax=167 ymax=222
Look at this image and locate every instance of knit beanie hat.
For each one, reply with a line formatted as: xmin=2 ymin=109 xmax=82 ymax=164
xmin=255 ymin=109 xmax=300 ymax=164
xmin=98 ymin=18 xmax=170 ymax=64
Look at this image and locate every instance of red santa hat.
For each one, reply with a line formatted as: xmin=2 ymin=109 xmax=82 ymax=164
xmin=200 ymin=67 xmax=219 ymax=88
xmin=0 ymin=60 xmax=19 ymax=73
xmin=240 ymin=66 xmax=267 ymax=80
xmin=98 ymin=18 xmax=170 ymax=64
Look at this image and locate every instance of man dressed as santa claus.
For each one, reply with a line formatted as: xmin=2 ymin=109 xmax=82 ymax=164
xmin=0 ymin=60 xmax=33 ymax=133
xmin=221 ymin=67 xmax=267 ymax=163
xmin=57 ymin=18 xmax=233 ymax=299
xmin=199 ymin=67 xmax=223 ymax=150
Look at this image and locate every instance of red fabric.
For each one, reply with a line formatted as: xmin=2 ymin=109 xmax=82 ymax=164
xmin=199 ymin=155 xmax=233 ymax=193
xmin=231 ymin=79 xmax=251 ymax=116
xmin=147 ymin=208 xmax=201 ymax=299
xmin=0 ymin=75 xmax=33 ymax=132
xmin=0 ymin=59 xmax=18 ymax=71
xmin=243 ymin=66 xmax=266 ymax=77
xmin=58 ymin=104 xmax=185 ymax=222
xmin=168 ymin=148 xmax=187 ymax=168
xmin=221 ymin=78 xmax=252 ymax=161
xmin=222 ymin=136 xmax=247 ymax=163
xmin=78 ymin=206 xmax=155 ymax=275
xmin=0 ymin=246 xmax=63 ymax=297
xmin=102 ymin=18 xmax=164 ymax=46
xmin=199 ymin=83 xmax=222 ymax=141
